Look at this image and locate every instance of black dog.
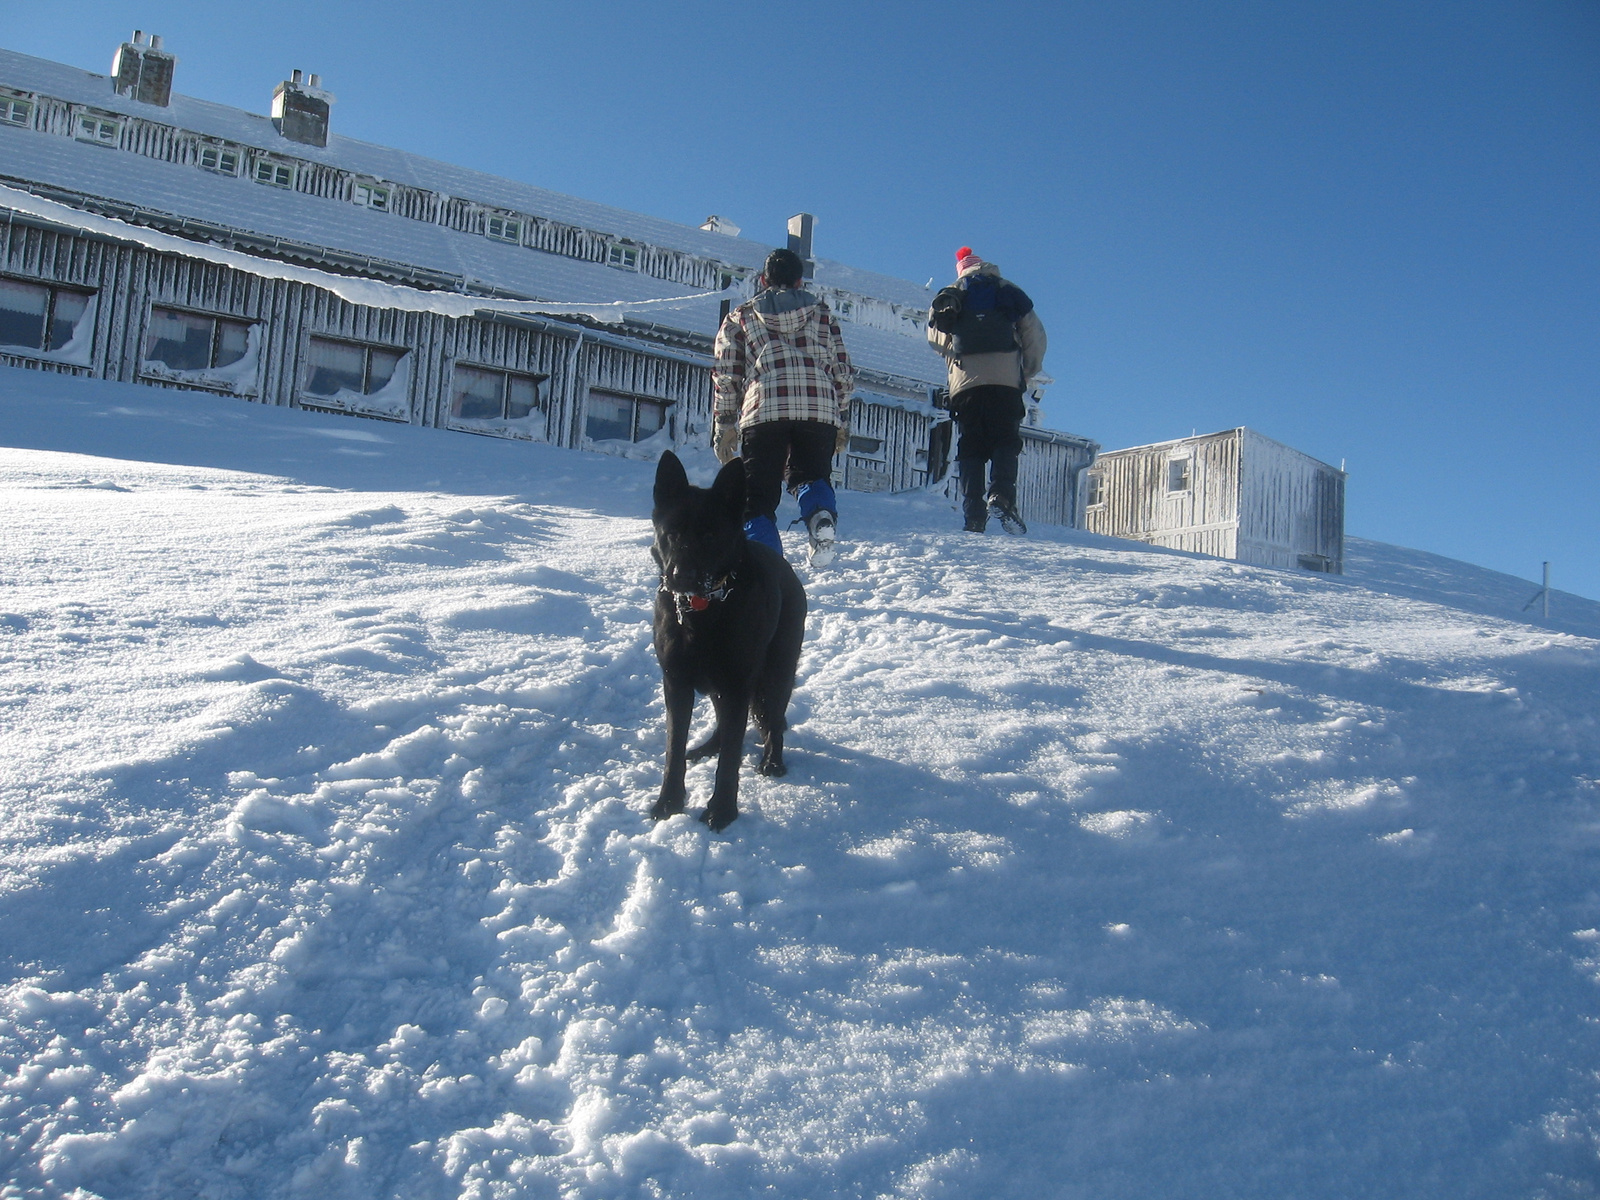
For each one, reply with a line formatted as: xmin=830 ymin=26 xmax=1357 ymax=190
xmin=650 ymin=451 xmax=807 ymax=831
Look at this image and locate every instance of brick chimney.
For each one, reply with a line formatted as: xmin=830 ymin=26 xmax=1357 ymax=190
xmin=272 ymin=69 xmax=334 ymax=147
xmin=112 ymin=31 xmax=176 ymax=107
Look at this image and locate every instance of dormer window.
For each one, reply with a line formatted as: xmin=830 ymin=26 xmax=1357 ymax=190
xmin=354 ymin=182 xmax=391 ymax=211
xmin=74 ymin=114 xmax=122 ymax=146
xmin=607 ymin=244 xmax=639 ymax=270
xmin=0 ymin=97 xmax=33 ymax=127
xmin=485 ymin=216 xmax=521 ymax=243
xmin=253 ymin=158 xmax=295 ymax=188
xmin=198 ymin=145 xmax=239 ymax=175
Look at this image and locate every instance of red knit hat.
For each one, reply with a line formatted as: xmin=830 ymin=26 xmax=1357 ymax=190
xmin=956 ymin=246 xmax=981 ymax=271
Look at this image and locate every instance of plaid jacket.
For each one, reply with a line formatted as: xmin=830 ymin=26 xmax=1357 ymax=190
xmin=713 ymin=288 xmax=855 ymax=429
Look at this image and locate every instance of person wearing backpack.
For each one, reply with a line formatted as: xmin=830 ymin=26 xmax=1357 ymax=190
xmin=926 ymin=247 xmax=1047 ymax=534
xmin=714 ymin=248 xmax=856 ymax=567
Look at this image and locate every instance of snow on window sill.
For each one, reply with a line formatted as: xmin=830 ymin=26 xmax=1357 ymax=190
xmin=446 ymin=414 xmax=549 ymax=442
xmin=140 ymin=364 xmax=259 ymax=395
xmin=584 ymin=424 xmax=676 ymax=461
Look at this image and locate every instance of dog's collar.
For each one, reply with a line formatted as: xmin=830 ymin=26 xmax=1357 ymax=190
xmin=662 ymin=571 xmax=736 ymax=622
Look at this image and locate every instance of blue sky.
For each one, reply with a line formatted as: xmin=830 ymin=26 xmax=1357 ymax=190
xmin=7 ymin=1 xmax=1597 ymax=600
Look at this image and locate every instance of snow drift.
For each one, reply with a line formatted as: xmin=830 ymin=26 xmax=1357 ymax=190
xmin=1 ymin=366 xmax=1598 ymax=1199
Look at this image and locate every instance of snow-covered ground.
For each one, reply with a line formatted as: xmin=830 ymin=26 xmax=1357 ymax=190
xmin=2 ymin=366 xmax=1598 ymax=1199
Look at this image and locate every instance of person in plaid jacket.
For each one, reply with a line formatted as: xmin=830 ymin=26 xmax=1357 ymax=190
xmin=713 ymin=248 xmax=855 ymax=567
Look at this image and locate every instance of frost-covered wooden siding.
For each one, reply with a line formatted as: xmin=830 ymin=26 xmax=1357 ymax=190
xmin=1018 ymin=429 xmax=1099 ymax=529
xmin=0 ymin=211 xmax=721 ymax=449
xmin=1236 ymin=428 xmax=1344 ymax=571
xmin=1082 ymin=427 xmax=1344 ymax=572
xmin=844 ymin=398 xmax=932 ymax=494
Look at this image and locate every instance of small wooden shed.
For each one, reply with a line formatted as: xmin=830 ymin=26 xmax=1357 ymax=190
xmin=1082 ymin=427 xmax=1345 ymax=572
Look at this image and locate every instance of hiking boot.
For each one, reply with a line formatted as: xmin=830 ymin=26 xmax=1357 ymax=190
xmin=963 ymin=516 xmax=987 ymax=533
xmin=989 ymin=498 xmax=1027 ymax=536
xmin=805 ymin=510 xmax=837 ymax=567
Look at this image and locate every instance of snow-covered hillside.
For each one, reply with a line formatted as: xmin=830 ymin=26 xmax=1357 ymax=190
xmin=2 ymin=367 xmax=1598 ymax=1199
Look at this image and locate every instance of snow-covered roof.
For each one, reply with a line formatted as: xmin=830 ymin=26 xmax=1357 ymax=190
xmin=0 ymin=45 xmax=946 ymax=385
xmin=1099 ymin=426 xmax=1343 ymax=474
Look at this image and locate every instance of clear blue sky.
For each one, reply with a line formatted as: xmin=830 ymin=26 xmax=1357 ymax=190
xmin=8 ymin=1 xmax=1597 ymax=599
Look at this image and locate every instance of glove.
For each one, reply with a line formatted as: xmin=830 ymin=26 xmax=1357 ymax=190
xmin=715 ymin=421 xmax=740 ymax=465
xmin=834 ymin=424 xmax=850 ymax=455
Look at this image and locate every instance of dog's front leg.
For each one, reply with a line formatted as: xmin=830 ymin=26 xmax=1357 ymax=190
xmin=652 ymin=678 xmax=694 ymax=821
xmin=702 ymin=692 xmax=750 ymax=832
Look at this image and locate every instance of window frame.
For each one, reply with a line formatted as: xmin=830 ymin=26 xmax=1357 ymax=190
xmin=1086 ymin=470 xmax=1105 ymax=507
xmin=301 ymin=335 xmax=407 ymax=402
xmin=584 ymin=388 xmax=670 ymax=444
xmin=606 ymin=243 xmax=639 ymax=271
xmin=0 ymin=276 xmax=96 ymax=356
xmin=1166 ymin=456 xmax=1192 ymax=494
xmin=141 ymin=305 xmax=255 ymax=375
xmin=73 ymin=112 xmax=122 ymax=147
xmin=0 ymin=96 xmax=33 ymax=127
xmin=447 ymin=362 xmax=549 ymax=424
xmin=485 ymin=215 xmax=522 ymax=244
xmin=253 ymin=157 xmax=296 ymax=189
xmin=198 ymin=144 xmax=240 ymax=176
xmin=846 ymin=434 xmax=887 ymax=464
xmin=353 ymin=181 xmax=392 ymax=212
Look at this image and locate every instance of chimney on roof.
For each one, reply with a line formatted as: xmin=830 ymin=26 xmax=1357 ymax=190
xmin=111 ymin=29 xmax=176 ymax=107
xmin=272 ymin=69 xmax=335 ymax=147
xmin=787 ymin=213 xmax=814 ymax=280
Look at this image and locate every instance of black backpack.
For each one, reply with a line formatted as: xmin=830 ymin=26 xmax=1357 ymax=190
xmin=929 ymin=275 xmax=1033 ymax=356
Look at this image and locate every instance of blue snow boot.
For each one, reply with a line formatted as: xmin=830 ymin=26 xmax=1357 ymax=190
xmin=743 ymin=514 xmax=782 ymax=555
xmin=795 ymin=479 xmax=839 ymax=567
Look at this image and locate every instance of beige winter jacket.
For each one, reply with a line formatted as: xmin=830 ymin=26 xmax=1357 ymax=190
xmin=926 ymin=261 xmax=1047 ymax=399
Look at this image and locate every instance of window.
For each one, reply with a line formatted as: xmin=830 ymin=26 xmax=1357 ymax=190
xmin=144 ymin=308 xmax=252 ymax=372
xmin=450 ymin=365 xmax=546 ymax=421
xmin=254 ymin=158 xmax=295 ymax=188
xmin=0 ymin=279 xmax=92 ymax=353
xmin=1167 ymin=457 xmax=1191 ymax=492
xmin=74 ymin=114 xmax=121 ymax=146
xmin=304 ymin=337 xmax=404 ymax=399
xmin=606 ymin=244 xmax=639 ymax=270
xmin=354 ymin=181 xmax=391 ymax=211
xmin=198 ymin=145 xmax=239 ymax=175
xmin=1086 ymin=471 xmax=1105 ymax=506
xmin=0 ymin=97 xmax=33 ymax=127
xmin=486 ymin=215 xmax=521 ymax=243
xmin=847 ymin=435 xmax=885 ymax=461
xmin=586 ymin=389 xmax=667 ymax=443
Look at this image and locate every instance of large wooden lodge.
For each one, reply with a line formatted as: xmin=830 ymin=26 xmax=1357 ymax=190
xmin=0 ymin=34 xmax=1100 ymax=526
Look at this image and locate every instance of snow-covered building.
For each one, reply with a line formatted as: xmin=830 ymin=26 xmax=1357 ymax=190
xmin=1082 ymin=427 xmax=1346 ymax=572
xmin=0 ymin=35 xmax=1099 ymax=525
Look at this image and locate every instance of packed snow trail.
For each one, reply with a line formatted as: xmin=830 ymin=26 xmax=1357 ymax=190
xmin=2 ymin=370 xmax=1599 ymax=1198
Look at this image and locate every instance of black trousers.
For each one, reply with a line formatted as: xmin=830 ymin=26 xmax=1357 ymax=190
xmin=740 ymin=419 xmax=837 ymax=521
xmin=952 ymin=385 xmax=1025 ymax=521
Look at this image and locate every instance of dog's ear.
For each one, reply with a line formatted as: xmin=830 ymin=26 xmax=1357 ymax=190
xmin=710 ymin=457 xmax=746 ymax=520
xmin=654 ymin=451 xmax=689 ymax=507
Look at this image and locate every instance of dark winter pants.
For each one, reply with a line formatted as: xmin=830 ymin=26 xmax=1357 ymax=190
xmin=952 ymin=385 xmax=1025 ymax=524
xmin=739 ymin=419 xmax=839 ymax=551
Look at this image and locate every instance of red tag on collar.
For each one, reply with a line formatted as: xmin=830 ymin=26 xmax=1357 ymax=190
xmin=689 ymin=595 xmax=710 ymax=611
